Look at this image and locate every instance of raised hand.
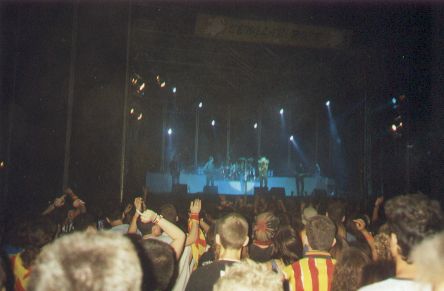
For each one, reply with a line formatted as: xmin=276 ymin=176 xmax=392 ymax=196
xmin=189 ymin=198 xmax=202 ymax=214
xmin=134 ymin=197 xmax=143 ymax=212
xmin=375 ymin=196 xmax=384 ymax=207
xmin=140 ymin=209 xmax=158 ymax=223
xmin=353 ymin=219 xmax=366 ymax=231
xmin=53 ymin=196 xmax=65 ymax=208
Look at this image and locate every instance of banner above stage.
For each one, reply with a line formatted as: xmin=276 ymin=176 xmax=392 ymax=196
xmin=194 ymin=14 xmax=351 ymax=49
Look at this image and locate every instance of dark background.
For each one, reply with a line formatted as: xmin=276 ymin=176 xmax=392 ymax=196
xmin=1 ymin=1 xmax=443 ymax=220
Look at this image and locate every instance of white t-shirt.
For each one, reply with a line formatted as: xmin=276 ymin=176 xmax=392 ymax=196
xmin=358 ymin=278 xmax=432 ymax=291
xmin=154 ymin=233 xmax=194 ymax=291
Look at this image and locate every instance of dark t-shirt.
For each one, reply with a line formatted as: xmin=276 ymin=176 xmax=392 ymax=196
xmin=198 ymin=249 xmax=215 ymax=267
xmin=249 ymin=244 xmax=273 ymax=263
xmin=185 ymin=260 xmax=236 ymax=291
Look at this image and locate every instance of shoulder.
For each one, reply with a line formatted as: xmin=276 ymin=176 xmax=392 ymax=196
xmin=358 ymin=278 xmax=432 ymax=291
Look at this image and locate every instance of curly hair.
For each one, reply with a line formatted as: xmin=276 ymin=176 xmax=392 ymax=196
xmin=331 ymin=247 xmax=370 ymax=291
xmin=384 ymin=193 xmax=443 ymax=261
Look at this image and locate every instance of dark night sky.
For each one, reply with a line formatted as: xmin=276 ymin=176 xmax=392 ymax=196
xmin=0 ymin=1 xmax=442 ymax=216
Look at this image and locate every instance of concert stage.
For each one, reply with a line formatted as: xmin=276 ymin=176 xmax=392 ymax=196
xmin=146 ymin=172 xmax=334 ymax=196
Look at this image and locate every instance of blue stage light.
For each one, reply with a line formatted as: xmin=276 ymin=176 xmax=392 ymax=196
xmin=198 ymin=102 xmax=203 ymax=108
xmin=279 ymin=108 xmax=284 ymax=115
xmin=254 ymin=122 xmax=258 ymax=129
xmin=391 ymin=97 xmax=397 ymax=105
xmin=172 ymin=87 xmax=177 ymax=93
xmin=325 ymin=100 xmax=330 ymax=107
xmin=167 ymin=128 xmax=173 ymax=135
xmin=211 ymin=120 xmax=215 ymax=126
xmin=290 ymin=135 xmax=294 ymax=141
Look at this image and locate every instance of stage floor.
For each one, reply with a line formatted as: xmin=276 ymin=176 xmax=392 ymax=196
xmin=146 ymin=172 xmax=333 ymax=196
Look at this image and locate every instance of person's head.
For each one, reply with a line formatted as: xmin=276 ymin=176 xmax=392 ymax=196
xmin=105 ymin=208 xmax=123 ymax=225
xmin=305 ymin=215 xmax=336 ymax=251
xmin=213 ymin=259 xmax=283 ymax=291
xmin=216 ymin=213 xmax=249 ymax=251
xmin=73 ymin=213 xmax=97 ymax=232
xmin=326 ymin=200 xmax=346 ymax=225
xmin=253 ymin=212 xmax=280 ymax=244
xmin=159 ymin=204 xmax=178 ymax=223
xmin=140 ymin=239 xmax=177 ymax=291
xmin=412 ymin=232 xmax=444 ymax=290
xmin=21 ymin=217 xmax=57 ymax=269
xmin=271 ymin=226 xmax=302 ymax=265
xmin=360 ymin=260 xmax=395 ymax=287
xmin=28 ymin=232 xmax=143 ymax=291
xmin=0 ymin=250 xmax=14 ymax=291
xmin=331 ymin=247 xmax=370 ymax=291
xmin=137 ymin=220 xmax=161 ymax=237
xmin=301 ymin=206 xmax=318 ymax=225
xmin=384 ymin=193 xmax=443 ymax=263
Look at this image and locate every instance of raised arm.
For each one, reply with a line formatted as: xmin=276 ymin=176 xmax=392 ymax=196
xmin=140 ymin=209 xmax=186 ymax=260
xmin=186 ymin=199 xmax=201 ymax=246
xmin=128 ymin=197 xmax=143 ymax=234
xmin=42 ymin=194 xmax=66 ymax=215
xmin=371 ymin=196 xmax=384 ymax=223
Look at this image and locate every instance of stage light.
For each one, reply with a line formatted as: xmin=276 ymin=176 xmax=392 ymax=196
xmin=160 ymin=81 xmax=166 ymax=88
xmin=325 ymin=100 xmax=330 ymax=107
xmin=290 ymin=135 xmax=294 ymax=141
xmin=0 ymin=161 xmax=5 ymax=168
xmin=130 ymin=108 xmax=135 ymax=114
xmin=391 ymin=124 xmax=397 ymax=132
xmin=254 ymin=122 xmax=258 ymax=129
xmin=198 ymin=102 xmax=203 ymax=108
xmin=137 ymin=113 xmax=143 ymax=120
xmin=391 ymin=97 xmax=397 ymax=105
xmin=211 ymin=120 xmax=215 ymax=127
xmin=167 ymin=128 xmax=173 ymax=135
xmin=139 ymin=83 xmax=145 ymax=91
xmin=172 ymin=87 xmax=176 ymax=93
xmin=279 ymin=108 xmax=284 ymax=115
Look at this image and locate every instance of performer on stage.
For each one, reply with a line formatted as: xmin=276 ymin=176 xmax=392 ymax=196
xmin=169 ymin=154 xmax=180 ymax=188
xmin=203 ymin=156 xmax=215 ymax=186
xmin=258 ymin=156 xmax=269 ymax=188
xmin=296 ymin=162 xmax=306 ymax=196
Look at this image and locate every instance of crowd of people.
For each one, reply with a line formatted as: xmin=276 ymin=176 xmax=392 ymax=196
xmin=1 ymin=187 xmax=443 ymax=291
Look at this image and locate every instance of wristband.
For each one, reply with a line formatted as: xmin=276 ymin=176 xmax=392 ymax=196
xmin=190 ymin=213 xmax=199 ymax=220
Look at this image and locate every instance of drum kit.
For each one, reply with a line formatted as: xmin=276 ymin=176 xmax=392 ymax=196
xmin=221 ymin=157 xmax=256 ymax=181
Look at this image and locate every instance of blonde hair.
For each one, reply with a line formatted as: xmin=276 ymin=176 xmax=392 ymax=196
xmin=28 ymin=232 xmax=142 ymax=291
xmin=412 ymin=232 xmax=444 ymax=288
xmin=213 ymin=259 xmax=283 ymax=291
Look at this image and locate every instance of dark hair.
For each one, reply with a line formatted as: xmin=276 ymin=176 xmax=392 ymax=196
xmin=137 ymin=220 xmax=154 ymax=236
xmin=140 ymin=239 xmax=177 ymax=291
xmin=106 ymin=208 xmax=123 ymax=222
xmin=331 ymin=247 xmax=370 ymax=291
xmin=73 ymin=213 xmax=97 ymax=231
xmin=160 ymin=204 xmax=177 ymax=223
xmin=21 ymin=217 xmax=57 ymax=269
xmin=305 ymin=215 xmax=336 ymax=251
xmin=384 ymin=193 xmax=443 ymax=261
xmin=217 ymin=213 xmax=248 ymax=250
xmin=271 ymin=226 xmax=302 ymax=265
xmin=326 ymin=200 xmax=346 ymax=224
xmin=0 ymin=250 xmax=14 ymax=291
xmin=360 ymin=260 xmax=395 ymax=288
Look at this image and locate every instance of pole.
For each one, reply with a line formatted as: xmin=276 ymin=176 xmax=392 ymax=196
xmin=194 ymin=108 xmax=199 ymax=170
xmin=160 ymin=103 xmax=167 ymax=172
xmin=315 ymin=109 xmax=319 ymax=164
xmin=119 ymin=0 xmax=132 ymax=203
xmin=226 ymin=106 xmax=231 ymax=163
xmin=62 ymin=0 xmax=79 ymax=189
xmin=257 ymin=106 xmax=262 ymax=157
